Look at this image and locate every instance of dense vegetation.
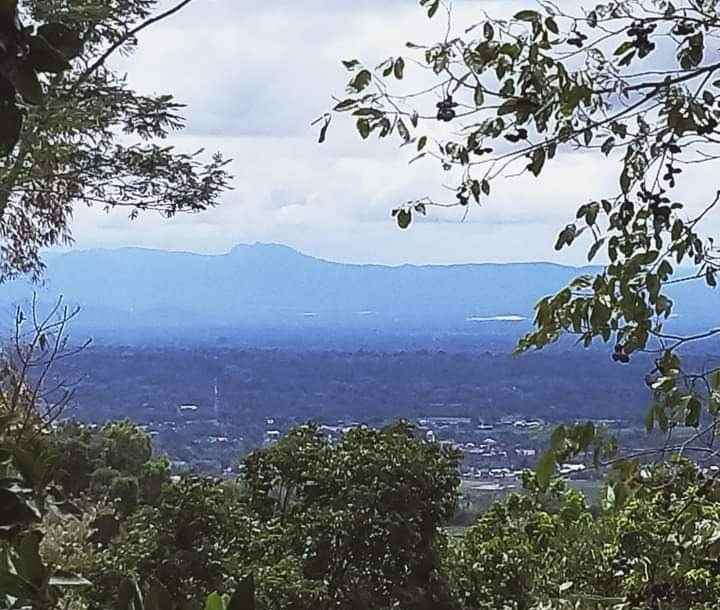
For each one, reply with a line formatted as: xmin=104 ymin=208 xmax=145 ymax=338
xmin=8 ymin=406 xmax=720 ymax=610
xmin=5 ymin=0 xmax=720 ymax=608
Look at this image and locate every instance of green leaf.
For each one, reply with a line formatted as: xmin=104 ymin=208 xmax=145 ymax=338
xmin=397 ymin=118 xmax=410 ymax=141
xmin=554 ymin=224 xmax=577 ymax=251
xmin=318 ymin=120 xmax=329 ymax=144
xmin=685 ymin=396 xmax=701 ymax=428
xmin=706 ymin=267 xmax=717 ymax=287
xmin=356 ymin=118 xmax=370 ymax=139
xmin=614 ymin=40 xmax=635 ymax=56
xmin=473 ymin=85 xmax=484 ymax=107
xmin=333 ymin=99 xmax=357 ymax=112
xmin=396 ymin=209 xmax=412 ymax=230
xmin=601 ymin=137 xmax=615 ymax=156
xmin=645 ymin=404 xmax=655 ymax=432
xmin=394 ymin=57 xmax=405 ymax=79
xmin=587 ymin=238 xmax=605 ymax=262
xmin=528 ymin=147 xmax=546 ymax=176
xmin=497 ymin=99 xmax=517 ymax=115
xmin=619 ymin=168 xmax=631 ymax=194
xmin=350 ymin=69 xmax=371 ymax=92
xmin=205 ymin=592 xmax=225 ymax=610
xmin=514 ymin=10 xmax=540 ymax=22
xmin=535 ymin=449 xmax=556 ymax=491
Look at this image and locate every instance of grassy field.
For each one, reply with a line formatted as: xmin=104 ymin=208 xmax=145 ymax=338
xmin=450 ymin=477 xmax=605 ymax=529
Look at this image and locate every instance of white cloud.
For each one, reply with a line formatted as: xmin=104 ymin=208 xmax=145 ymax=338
xmin=66 ymin=0 xmax=720 ymax=267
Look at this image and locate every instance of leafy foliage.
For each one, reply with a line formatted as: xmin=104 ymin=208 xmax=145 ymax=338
xmin=0 ymin=384 xmax=89 ymax=608
xmin=243 ymin=422 xmax=461 ymax=610
xmin=38 ymin=422 xmax=720 ymax=610
xmin=449 ymin=460 xmax=720 ymax=610
xmin=0 ymin=0 xmax=231 ymax=279
xmin=54 ymin=422 xmax=460 ymax=610
xmin=52 ymin=419 xmax=170 ymax=509
xmin=82 ymin=477 xmax=248 ymax=609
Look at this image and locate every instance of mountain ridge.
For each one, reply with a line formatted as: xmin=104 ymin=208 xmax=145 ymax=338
xmin=0 ymin=243 xmax=714 ymax=344
xmin=55 ymin=242 xmax=594 ymax=271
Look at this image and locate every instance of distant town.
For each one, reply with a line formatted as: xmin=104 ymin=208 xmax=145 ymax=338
xmin=53 ymin=344 xmax=697 ymax=492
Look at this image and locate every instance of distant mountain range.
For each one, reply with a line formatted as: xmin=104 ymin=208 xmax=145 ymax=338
xmin=0 ymin=243 xmax=716 ymax=345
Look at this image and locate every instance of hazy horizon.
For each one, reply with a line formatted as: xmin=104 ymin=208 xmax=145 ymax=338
xmin=62 ymin=0 xmax=720 ymax=268
xmin=49 ymin=240 xmax=600 ymax=269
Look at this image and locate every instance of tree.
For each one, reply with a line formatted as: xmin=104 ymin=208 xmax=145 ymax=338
xmin=0 ymin=0 xmax=231 ymax=279
xmin=322 ymin=0 xmax=720 ymax=495
xmin=447 ymin=461 xmax=720 ymax=610
xmin=0 ymin=299 xmax=91 ymax=609
xmin=110 ymin=475 xmax=140 ymax=516
xmin=83 ymin=476 xmax=252 ymax=610
xmin=101 ymin=420 xmax=152 ymax=476
xmin=243 ymin=422 xmax=461 ymax=610
xmin=138 ymin=456 xmax=171 ymax=505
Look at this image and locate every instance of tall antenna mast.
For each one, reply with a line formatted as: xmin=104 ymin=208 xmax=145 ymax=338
xmin=213 ymin=378 xmax=220 ymax=421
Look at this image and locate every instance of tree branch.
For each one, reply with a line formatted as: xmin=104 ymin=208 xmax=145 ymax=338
xmin=69 ymin=0 xmax=198 ymax=96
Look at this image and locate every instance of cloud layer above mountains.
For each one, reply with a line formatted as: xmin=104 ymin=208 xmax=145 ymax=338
xmin=68 ymin=0 xmax=719 ymax=266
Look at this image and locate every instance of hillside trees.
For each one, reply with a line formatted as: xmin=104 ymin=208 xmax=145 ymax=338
xmin=322 ymin=0 xmax=720 ymax=494
xmin=0 ymin=0 xmax=231 ymax=604
xmin=51 ymin=422 xmax=460 ymax=610
xmin=447 ymin=461 xmax=720 ymax=610
xmin=0 ymin=299 xmax=92 ymax=609
xmin=0 ymin=0 xmax=231 ymax=279
xmin=52 ymin=419 xmax=170 ymax=508
xmin=243 ymin=422 xmax=461 ymax=610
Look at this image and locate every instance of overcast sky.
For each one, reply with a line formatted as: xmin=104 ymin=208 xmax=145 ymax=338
xmin=66 ymin=0 xmax=718 ymax=266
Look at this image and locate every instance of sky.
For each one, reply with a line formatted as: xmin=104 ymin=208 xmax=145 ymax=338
xmin=66 ymin=0 xmax=719 ymax=266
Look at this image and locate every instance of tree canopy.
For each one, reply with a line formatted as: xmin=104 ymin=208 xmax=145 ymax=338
xmin=0 ymin=0 xmax=231 ymax=279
